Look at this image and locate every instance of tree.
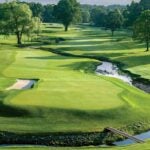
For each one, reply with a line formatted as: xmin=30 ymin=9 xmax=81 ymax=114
xmin=0 ymin=2 xmax=37 ymax=45
xmin=123 ymin=1 xmax=142 ymax=27
xmin=123 ymin=0 xmax=150 ymax=28
xmin=106 ymin=9 xmax=124 ymax=36
xmin=31 ymin=17 xmax=42 ymax=36
xmin=133 ymin=10 xmax=150 ymax=52
xmin=42 ymin=5 xmax=56 ymax=23
xmin=81 ymin=10 xmax=90 ymax=23
xmin=91 ymin=7 xmax=107 ymax=27
xmin=54 ymin=0 xmax=81 ymax=31
xmin=140 ymin=0 xmax=150 ymax=10
xmin=28 ymin=2 xmax=44 ymax=18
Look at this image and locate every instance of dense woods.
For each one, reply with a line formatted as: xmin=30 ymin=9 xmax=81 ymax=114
xmin=27 ymin=0 xmax=149 ymax=28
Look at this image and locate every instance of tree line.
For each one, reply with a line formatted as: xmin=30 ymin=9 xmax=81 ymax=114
xmin=0 ymin=0 xmax=149 ymax=51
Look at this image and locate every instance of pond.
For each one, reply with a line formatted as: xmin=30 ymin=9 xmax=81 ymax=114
xmin=114 ymin=131 xmax=150 ymax=146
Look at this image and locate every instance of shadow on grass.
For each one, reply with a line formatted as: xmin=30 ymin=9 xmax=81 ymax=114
xmin=59 ymin=61 xmax=99 ymax=73
xmin=1 ymin=90 xmax=132 ymax=121
xmin=25 ymin=55 xmax=73 ymax=60
xmin=56 ymin=40 xmax=144 ymax=52
xmin=66 ymin=39 xmax=112 ymax=45
xmin=38 ymin=47 xmax=110 ymax=61
xmin=116 ymin=55 xmax=150 ymax=68
xmin=0 ymin=91 xmax=31 ymax=117
xmin=0 ymin=102 xmax=30 ymax=117
xmin=46 ymin=26 xmax=63 ymax=29
xmin=0 ymin=105 xmax=149 ymax=146
xmin=42 ymin=30 xmax=58 ymax=34
xmin=82 ymin=52 xmax=126 ymax=58
xmin=0 ymin=42 xmax=18 ymax=48
xmin=0 ymin=88 xmax=146 ymax=123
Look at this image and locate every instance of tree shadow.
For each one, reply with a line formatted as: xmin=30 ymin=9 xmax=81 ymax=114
xmin=82 ymin=52 xmax=126 ymax=58
xmin=0 ymin=91 xmax=149 ymax=146
xmin=0 ymin=91 xmax=30 ymax=117
xmin=116 ymin=55 xmax=150 ymax=68
xmin=42 ymin=29 xmax=58 ymax=34
xmin=57 ymin=39 xmax=144 ymax=52
xmin=80 ymin=51 xmax=150 ymax=69
xmin=0 ymin=42 xmax=17 ymax=47
xmin=59 ymin=61 xmax=99 ymax=73
xmin=46 ymin=26 xmax=63 ymax=29
xmin=25 ymin=55 xmax=73 ymax=60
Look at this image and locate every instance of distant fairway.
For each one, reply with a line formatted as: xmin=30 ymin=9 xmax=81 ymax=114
xmin=0 ymin=23 xmax=150 ymax=139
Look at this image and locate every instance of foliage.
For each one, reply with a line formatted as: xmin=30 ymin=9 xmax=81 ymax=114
xmin=106 ymin=9 xmax=124 ymax=36
xmin=42 ymin=5 xmax=56 ymax=23
xmin=91 ymin=7 xmax=107 ymax=27
xmin=0 ymin=1 xmax=40 ymax=45
xmin=54 ymin=0 xmax=81 ymax=31
xmin=28 ymin=2 xmax=44 ymax=18
xmin=133 ymin=10 xmax=150 ymax=51
xmin=123 ymin=1 xmax=142 ymax=27
xmin=81 ymin=10 xmax=90 ymax=23
xmin=123 ymin=0 xmax=150 ymax=27
xmin=31 ymin=17 xmax=42 ymax=36
xmin=140 ymin=0 xmax=150 ymax=10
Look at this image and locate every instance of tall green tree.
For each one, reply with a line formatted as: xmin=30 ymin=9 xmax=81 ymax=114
xmin=54 ymin=0 xmax=81 ymax=31
xmin=106 ymin=9 xmax=124 ymax=36
xmin=28 ymin=2 xmax=44 ymax=18
xmin=133 ymin=10 xmax=150 ymax=52
xmin=123 ymin=1 xmax=142 ymax=27
xmin=42 ymin=5 xmax=56 ymax=23
xmin=123 ymin=0 xmax=150 ymax=28
xmin=81 ymin=10 xmax=90 ymax=23
xmin=0 ymin=2 xmax=38 ymax=45
xmin=91 ymin=7 xmax=107 ymax=27
xmin=140 ymin=0 xmax=150 ymax=10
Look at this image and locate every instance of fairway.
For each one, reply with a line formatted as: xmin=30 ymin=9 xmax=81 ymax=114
xmin=0 ymin=24 xmax=150 ymax=147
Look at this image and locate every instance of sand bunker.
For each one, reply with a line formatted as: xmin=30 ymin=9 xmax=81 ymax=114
xmin=6 ymin=79 xmax=36 ymax=90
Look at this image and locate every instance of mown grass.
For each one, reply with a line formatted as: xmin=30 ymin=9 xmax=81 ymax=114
xmin=0 ymin=24 xmax=150 ymax=149
xmin=50 ymin=25 xmax=150 ymax=79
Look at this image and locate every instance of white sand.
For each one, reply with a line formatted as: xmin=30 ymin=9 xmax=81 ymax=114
xmin=6 ymin=79 xmax=35 ymax=90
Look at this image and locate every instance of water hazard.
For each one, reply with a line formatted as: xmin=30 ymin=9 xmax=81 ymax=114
xmin=96 ymin=61 xmax=150 ymax=93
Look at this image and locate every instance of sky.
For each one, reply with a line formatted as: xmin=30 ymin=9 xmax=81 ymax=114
xmin=0 ymin=0 xmax=140 ymax=6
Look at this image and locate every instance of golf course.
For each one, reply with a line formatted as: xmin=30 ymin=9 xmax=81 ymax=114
xmin=0 ymin=0 xmax=150 ymax=149
xmin=0 ymin=23 xmax=150 ymax=149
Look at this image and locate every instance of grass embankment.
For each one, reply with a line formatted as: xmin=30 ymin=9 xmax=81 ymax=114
xmin=0 ymin=24 xmax=150 ymax=148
